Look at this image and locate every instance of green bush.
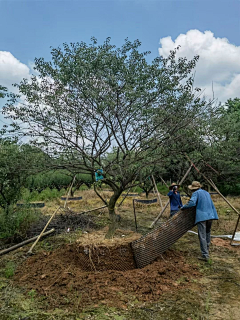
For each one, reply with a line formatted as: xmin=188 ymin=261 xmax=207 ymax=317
xmin=0 ymin=206 xmax=41 ymax=240
xmin=21 ymin=187 xmax=66 ymax=202
xmin=157 ymin=184 xmax=169 ymax=195
xmin=218 ymin=183 xmax=240 ymax=196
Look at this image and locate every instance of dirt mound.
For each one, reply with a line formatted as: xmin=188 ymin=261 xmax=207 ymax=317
xmin=212 ymin=238 xmax=240 ymax=250
xmin=14 ymin=244 xmax=199 ymax=310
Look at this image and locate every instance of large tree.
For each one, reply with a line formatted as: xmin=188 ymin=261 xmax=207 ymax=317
xmin=3 ymin=38 xmax=212 ymax=236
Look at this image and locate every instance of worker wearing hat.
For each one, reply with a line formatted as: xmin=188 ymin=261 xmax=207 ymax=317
xmin=181 ymin=181 xmax=219 ymax=262
xmin=167 ymin=182 xmax=183 ymax=217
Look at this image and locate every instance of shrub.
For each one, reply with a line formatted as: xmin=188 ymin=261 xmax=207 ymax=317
xmin=0 ymin=206 xmax=41 ymax=240
xmin=21 ymin=187 xmax=66 ymax=202
xmin=218 ymin=183 xmax=240 ymax=196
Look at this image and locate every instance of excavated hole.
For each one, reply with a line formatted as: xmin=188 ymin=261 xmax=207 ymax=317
xmin=17 ymin=243 xmax=137 ymax=274
xmin=14 ymin=243 xmax=200 ymax=310
xmin=55 ymin=243 xmax=137 ymax=272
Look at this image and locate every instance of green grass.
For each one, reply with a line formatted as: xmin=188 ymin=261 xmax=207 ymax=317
xmin=28 ymin=289 xmax=37 ymax=302
xmin=4 ymin=261 xmax=16 ymax=278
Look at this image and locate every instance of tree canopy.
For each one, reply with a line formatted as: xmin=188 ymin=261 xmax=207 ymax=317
xmin=3 ymin=38 xmax=217 ymax=235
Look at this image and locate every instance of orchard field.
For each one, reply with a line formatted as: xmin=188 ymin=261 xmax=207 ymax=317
xmin=0 ymin=188 xmax=239 ymax=320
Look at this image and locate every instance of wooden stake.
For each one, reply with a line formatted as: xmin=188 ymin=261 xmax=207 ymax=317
xmin=133 ymin=199 xmax=138 ymax=231
xmin=150 ymin=200 xmax=170 ymax=228
xmin=77 ymin=205 xmax=107 ymax=215
xmin=231 ymin=215 xmax=240 ymax=246
xmin=64 ymin=175 xmax=76 ymax=209
xmin=185 ymin=155 xmax=240 ymax=216
xmin=27 ymin=206 xmax=60 ymax=255
xmin=159 ymin=176 xmax=169 ymax=189
xmin=0 ymin=229 xmax=55 ymax=256
xmin=152 ymin=175 xmax=163 ymax=211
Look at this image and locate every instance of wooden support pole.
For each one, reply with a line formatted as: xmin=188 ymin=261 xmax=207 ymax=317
xmin=77 ymin=205 xmax=107 ymax=215
xmin=0 ymin=229 xmax=55 ymax=256
xmin=159 ymin=176 xmax=169 ymax=189
xmin=27 ymin=206 xmax=60 ymax=255
xmin=118 ymin=176 xmax=138 ymax=208
xmin=150 ymin=164 xmax=193 ymax=228
xmin=118 ymin=188 xmax=131 ymax=207
xmin=152 ymin=175 xmax=163 ymax=211
xmin=150 ymin=200 xmax=170 ymax=228
xmin=185 ymin=155 xmax=240 ymax=216
xmin=231 ymin=215 xmax=240 ymax=246
xmin=133 ymin=199 xmax=138 ymax=231
xmin=64 ymin=175 xmax=76 ymax=209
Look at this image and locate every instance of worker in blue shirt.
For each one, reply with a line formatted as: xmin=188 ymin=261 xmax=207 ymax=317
xmin=181 ymin=181 xmax=219 ymax=262
xmin=167 ymin=182 xmax=183 ymax=218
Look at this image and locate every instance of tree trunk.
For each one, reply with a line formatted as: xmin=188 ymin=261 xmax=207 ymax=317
xmin=105 ymin=190 xmax=122 ymax=239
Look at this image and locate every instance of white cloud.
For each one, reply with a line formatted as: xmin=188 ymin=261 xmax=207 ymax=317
xmin=0 ymin=51 xmax=31 ymax=91
xmin=159 ymin=30 xmax=240 ymax=103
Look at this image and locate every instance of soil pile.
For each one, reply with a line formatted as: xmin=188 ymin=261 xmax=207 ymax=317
xmin=14 ymin=244 xmax=199 ymax=310
xmin=212 ymin=238 xmax=240 ymax=250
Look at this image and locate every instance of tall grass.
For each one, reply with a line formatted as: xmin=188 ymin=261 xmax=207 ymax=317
xmin=0 ymin=206 xmax=41 ymax=240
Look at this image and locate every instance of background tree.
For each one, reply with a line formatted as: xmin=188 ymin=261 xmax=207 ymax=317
xmin=0 ymin=140 xmax=47 ymax=213
xmin=4 ymin=38 xmax=213 ymax=236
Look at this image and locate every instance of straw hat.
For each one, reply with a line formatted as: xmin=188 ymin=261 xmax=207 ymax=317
xmin=169 ymin=182 xmax=180 ymax=190
xmin=188 ymin=181 xmax=202 ymax=190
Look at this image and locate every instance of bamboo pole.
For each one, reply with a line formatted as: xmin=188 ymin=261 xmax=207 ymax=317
xmin=231 ymin=215 xmax=240 ymax=245
xmin=186 ymin=156 xmax=240 ymax=246
xmin=118 ymin=176 xmax=137 ymax=207
xmin=27 ymin=206 xmax=60 ymax=255
xmin=118 ymin=188 xmax=131 ymax=207
xmin=150 ymin=201 xmax=170 ymax=228
xmin=209 ymin=179 xmax=240 ymax=246
xmin=0 ymin=229 xmax=55 ymax=256
xmin=152 ymin=175 xmax=163 ymax=211
xmin=185 ymin=155 xmax=240 ymax=216
xmin=77 ymin=205 xmax=107 ymax=215
xmin=64 ymin=175 xmax=76 ymax=209
xmin=159 ymin=176 xmax=169 ymax=189
xmin=133 ymin=199 xmax=138 ymax=231
xmin=150 ymin=164 xmax=193 ymax=228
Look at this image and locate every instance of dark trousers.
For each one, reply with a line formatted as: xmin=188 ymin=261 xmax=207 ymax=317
xmin=197 ymin=220 xmax=212 ymax=258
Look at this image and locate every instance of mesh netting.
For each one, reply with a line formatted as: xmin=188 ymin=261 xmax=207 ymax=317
xmin=131 ymin=207 xmax=196 ymax=268
xmin=75 ymin=244 xmax=136 ymax=272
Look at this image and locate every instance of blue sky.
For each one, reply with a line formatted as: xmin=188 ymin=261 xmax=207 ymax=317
xmin=0 ymin=0 xmax=240 ymax=107
xmin=1 ymin=0 xmax=239 ymax=64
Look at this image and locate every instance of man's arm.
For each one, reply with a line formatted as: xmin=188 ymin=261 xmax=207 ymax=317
xmin=167 ymin=191 xmax=173 ymax=197
xmin=181 ymin=192 xmax=198 ymax=209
